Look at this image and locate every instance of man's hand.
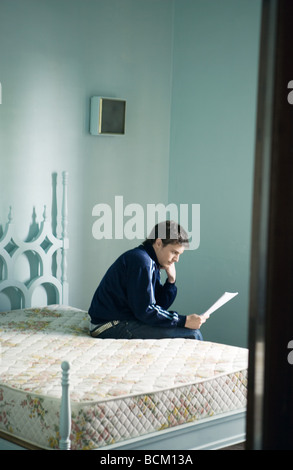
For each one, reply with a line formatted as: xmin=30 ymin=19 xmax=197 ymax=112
xmin=164 ymin=262 xmax=176 ymax=284
xmin=185 ymin=314 xmax=206 ymax=330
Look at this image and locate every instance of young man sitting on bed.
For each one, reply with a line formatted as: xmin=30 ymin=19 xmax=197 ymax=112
xmin=88 ymin=220 xmax=205 ymax=340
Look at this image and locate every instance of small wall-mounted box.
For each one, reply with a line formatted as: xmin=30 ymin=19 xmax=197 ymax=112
xmin=90 ymin=96 xmax=126 ymax=136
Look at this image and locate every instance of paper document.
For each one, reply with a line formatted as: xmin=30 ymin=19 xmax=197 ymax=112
xmin=201 ymin=292 xmax=238 ymax=319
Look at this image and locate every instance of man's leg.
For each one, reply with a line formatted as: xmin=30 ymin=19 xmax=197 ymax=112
xmin=95 ymin=320 xmax=203 ymax=340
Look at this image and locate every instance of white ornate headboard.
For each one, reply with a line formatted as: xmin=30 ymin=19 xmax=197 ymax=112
xmin=0 ymin=171 xmax=69 ymax=310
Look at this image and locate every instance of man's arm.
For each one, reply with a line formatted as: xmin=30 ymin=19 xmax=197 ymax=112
xmin=126 ymin=261 xmax=185 ymax=328
xmin=163 ymin=263 xmax=206 ymax=330
xmin=154 ymin=264 xmax=177 ymax=310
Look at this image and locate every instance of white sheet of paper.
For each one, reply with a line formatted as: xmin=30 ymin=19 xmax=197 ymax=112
xmin=201 ymin=292 xmax=238 ymax=319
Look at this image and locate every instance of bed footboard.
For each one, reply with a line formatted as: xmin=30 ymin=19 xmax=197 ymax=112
xmin=59 ymin=361 xmax=71 ymax=450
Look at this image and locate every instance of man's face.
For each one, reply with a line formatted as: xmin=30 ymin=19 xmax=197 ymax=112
xmin=153 ymin=240 xmax=185 ymax=269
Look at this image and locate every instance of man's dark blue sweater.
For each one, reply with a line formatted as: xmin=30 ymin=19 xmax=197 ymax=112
xmin=88 ymin=243 xmax=186 ymax=329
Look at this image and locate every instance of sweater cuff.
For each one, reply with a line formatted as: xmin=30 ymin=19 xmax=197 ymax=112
xmin=177 ymin=315 xmax=186 ymax=328
xmin=165 ymin=279 xmax=177 ymax=290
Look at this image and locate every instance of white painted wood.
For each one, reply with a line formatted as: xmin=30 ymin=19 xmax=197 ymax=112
xmin=0 ymin=171 xmax=69 ymax=308
xmin=0 ymin=438 xmax=25 ymax=450
xmin=59 ymin=361 xmax=71 ymax=450
xmin=0 ymin=409 xmax=246 ymax=451
xmin=61 ymin=171 xmax=69 ymax=305
xmin=97 ymin=409 xmax=246 ymax=451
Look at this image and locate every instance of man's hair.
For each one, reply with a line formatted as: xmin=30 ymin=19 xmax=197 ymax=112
xmin=143 ymin=220 xmax=189 ymax=247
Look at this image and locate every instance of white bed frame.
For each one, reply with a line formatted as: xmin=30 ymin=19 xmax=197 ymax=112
xmin=57 ymin=361 xmax=246 ymax=451
xmin=0 ymin=172 xmax=246 ymax=450
xmin=0 ymin=171 xmax=69 ymax=308
xmin=0 ymin=360 xmax=246 ymax=451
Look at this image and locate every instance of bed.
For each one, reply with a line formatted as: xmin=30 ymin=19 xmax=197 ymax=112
xmin=0 ymin=172 xmax=248 ymax=451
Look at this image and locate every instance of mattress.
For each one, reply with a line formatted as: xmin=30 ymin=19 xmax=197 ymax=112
xmin=0 ymin=305 xmax=248 ymax=450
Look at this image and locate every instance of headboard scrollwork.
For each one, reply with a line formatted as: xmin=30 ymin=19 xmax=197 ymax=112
xmin=0 ymin=171 xmax=69 ymax=310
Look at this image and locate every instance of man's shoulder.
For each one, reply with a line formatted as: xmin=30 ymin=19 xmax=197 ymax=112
xmin=123 ymin=245 xmax=152 ymax=266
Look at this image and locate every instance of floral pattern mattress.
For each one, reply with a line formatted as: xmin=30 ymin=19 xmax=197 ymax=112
xmin=0 ymin=305 xmax=248 ymax=450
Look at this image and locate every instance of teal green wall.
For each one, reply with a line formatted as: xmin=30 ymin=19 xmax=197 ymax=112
xmin=169 ymin=0 xmax=261 ymax=347
xmin=0 ymin=0 xmax=174 ymax=310
xmin=0 ymin=0 xmax=261 ymax=346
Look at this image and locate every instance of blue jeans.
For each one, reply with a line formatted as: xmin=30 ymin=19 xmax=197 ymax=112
xmin=91 ymin=320 xmax=203 ymax=340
